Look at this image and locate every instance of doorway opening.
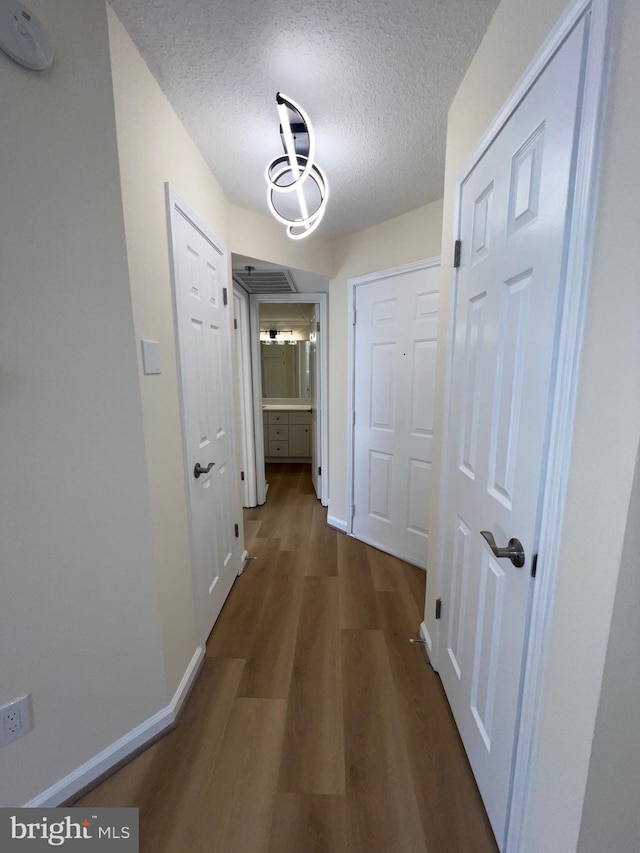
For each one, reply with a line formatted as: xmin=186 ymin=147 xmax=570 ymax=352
xmin=231 ymin=256 xmax=329 ymax=509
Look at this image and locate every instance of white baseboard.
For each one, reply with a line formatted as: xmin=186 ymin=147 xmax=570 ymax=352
xmin=168 ymin=645 xmax=205 ymax=717
xmin=326 ymin=514 xmax=348 ymax=532
xmin=24 ymin=645 xmax=205 ymax=808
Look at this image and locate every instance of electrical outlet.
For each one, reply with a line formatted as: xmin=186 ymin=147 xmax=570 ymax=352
xmin=0 ymin=695 xmax=33 ymax=747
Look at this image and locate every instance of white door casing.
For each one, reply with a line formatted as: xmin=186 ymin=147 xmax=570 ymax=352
xmin=167 ymin=188 xmax=243 ymax=644
xmin=250 ymin=293 xmax=328 ymax=507
xmin=232 ymin=286 xmax=256 ymax=507
xmin=310 ymin=304 xmax=320 ymax=498
xmin=350 ymin=260 xmax=440 ymax=568
xmin=437 ymin=17 xmax=593 ymax=849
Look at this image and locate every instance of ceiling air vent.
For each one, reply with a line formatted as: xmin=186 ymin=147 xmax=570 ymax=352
xmin=232 ymin=267 xmax=297 ymax=294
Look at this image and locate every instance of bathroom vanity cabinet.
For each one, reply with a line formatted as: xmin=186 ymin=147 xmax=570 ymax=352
xmin=263 ymin=408 xmax=312 ymax=461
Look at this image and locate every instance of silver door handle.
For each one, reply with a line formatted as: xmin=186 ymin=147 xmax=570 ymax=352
xmin=480 ymin=531 xmax=525 ymax=568
xmin=194 ymin=462 xmax=215 ymax=479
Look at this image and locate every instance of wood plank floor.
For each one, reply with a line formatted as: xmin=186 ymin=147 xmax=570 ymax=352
xmin=76 ymin=463 xmax=498 ymax=852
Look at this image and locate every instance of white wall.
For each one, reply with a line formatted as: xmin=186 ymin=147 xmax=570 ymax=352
xmin=424 ymin=0 xmax=640 ymax=849
xmin=0 ymin=0 xmax=166 ymax=807
xmin=327 ymin=201 xmax=443 ymax=524
xmin=577 ymin=443 xmax=640 ymax=853
xmin=229 ymin=205 xmax=333 ymax=277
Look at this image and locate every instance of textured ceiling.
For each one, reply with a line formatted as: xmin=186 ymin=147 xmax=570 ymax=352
xmin=110 ymin=0 xmax=499 ymax=239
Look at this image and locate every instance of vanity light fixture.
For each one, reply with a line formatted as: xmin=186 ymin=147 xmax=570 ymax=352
xmin=266 ymin=93 xmax=329 ymax=240
xmin=261 ymin=328 xmax=297 ymax=345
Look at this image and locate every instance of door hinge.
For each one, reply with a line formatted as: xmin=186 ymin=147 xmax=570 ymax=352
xmin=531 ymin=553 xmax=538 ymax=578
xmin=453 ymin=240 xmax=462 ymax=269
xmin=352 ymin=308 xmax=357 ymax=325
xmin=318 ymin=466 xmax=322 ymax=476
xmin=352 ymin=410 xmax=356 ymax=425
xmin=234 ymin=523 xmax=239 ymax=538
xmin=351 ymin=503 xmax=355 ymax=519
xmin=223 ymin=287 xmax=228 ymax=306
xmin=435 ymin=598 xmax=442 ymax=620
xmin=240 ymin=471 xmax=245 ymax=481
xmin=316 ymin=321 xmax=320 ymax=333
xmin=234 ymin=318 xmax=238 ymax=329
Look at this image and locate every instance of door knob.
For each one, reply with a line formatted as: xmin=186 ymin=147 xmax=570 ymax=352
xmin=194 ymin=462 xmax=215 ymax=479
xmin=480 ymin=530 xmax=525 ymax=568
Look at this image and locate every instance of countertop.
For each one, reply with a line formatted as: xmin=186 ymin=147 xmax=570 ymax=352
xmin=262 ymin=403 xmax=312 ymax=412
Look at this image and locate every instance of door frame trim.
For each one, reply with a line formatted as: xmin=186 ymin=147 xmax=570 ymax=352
xmin=232 ymin=284 xmax=257 ymax=507
xmin=347 ymin=257 xmax=441 ymax=543
xmin=249 ymin=292 xmax=328 ymax=507
xmin=431 ymin=0 xmax=610 ymax=847
xmin=165 ymin=183 xmax=242 ymax=645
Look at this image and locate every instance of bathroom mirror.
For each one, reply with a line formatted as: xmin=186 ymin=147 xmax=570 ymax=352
xmin=261 ymin=341 xmax=311 ymax=399
xmin=259 ymin=302 xmax=314 ymax=400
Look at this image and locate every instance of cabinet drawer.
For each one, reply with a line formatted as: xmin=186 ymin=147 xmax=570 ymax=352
xmin=268 ymin=441 xmax=289 ymax=456
xmin=268 ymin=425 xmax=289 ymax=441
xmin=268 ymin=411 xmax=288 ymax=425
xmin=288 ymin=411 xmax=312 ymax=425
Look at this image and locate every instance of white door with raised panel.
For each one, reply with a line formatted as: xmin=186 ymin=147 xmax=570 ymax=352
xmin=352 ymin=261 xmax=439 ymax=568
xmin=438 ymin=19 xmax=588 ymax=848
xmin=170 ymin=197 xmax=242 ymax=643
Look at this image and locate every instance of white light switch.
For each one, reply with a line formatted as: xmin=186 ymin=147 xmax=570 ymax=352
xmin=141 ymin=339 xmax=162 ymax=375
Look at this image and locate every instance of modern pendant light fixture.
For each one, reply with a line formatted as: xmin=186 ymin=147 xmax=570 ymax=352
xmin=266 ymin=93 xmax=329 ymax=240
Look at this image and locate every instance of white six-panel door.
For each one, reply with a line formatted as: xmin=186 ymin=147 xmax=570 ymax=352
xmin=170 ymin=199 xmax=242 ymax=643
xmin=438 ymin=18 xmax=589 ymax=849
xmin=352 ymin=261 xmax=439 ymax=567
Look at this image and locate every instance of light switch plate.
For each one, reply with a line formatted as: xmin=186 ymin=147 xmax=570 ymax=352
xmin=141 ymin=339 xmax=162 ymax=375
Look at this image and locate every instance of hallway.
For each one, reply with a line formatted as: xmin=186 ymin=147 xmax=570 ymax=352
xmin=76 ymin=464 xmax=497 ymax=851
